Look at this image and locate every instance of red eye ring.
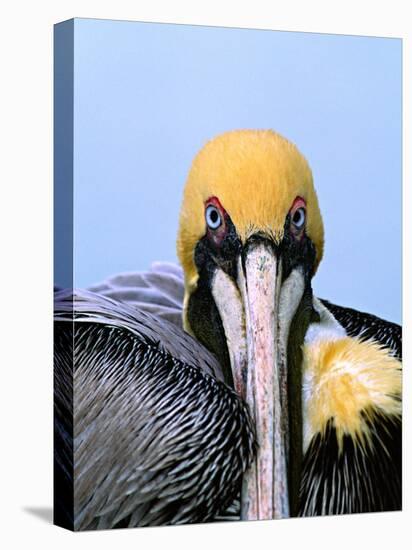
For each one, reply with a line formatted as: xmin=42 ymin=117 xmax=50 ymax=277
xmin=290 ymin=197 xmax=307 ymax=234
xmin=204 ymin=197 xmax=228 ymax=245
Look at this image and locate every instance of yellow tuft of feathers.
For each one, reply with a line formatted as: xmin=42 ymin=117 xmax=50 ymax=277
xmin=303 ymin=336 xmax=402 ymax=451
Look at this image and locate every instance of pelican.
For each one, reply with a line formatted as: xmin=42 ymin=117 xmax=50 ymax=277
xmin=54 ymin=129 xmax=402 ymax=530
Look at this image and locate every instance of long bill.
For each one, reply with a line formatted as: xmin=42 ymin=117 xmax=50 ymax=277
xmin=211 ymin=242 xmax=304 ymax=520
xmin=237 ymin=243 xmax=289 ymax=520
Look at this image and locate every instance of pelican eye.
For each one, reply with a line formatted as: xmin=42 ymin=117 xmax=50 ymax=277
xmin=206 ymin=205 xmax=222 ymax=229
xmin=292 ymin=207 xmax=306 ymax=229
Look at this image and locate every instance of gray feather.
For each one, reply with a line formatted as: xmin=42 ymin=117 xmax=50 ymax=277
xmin=87 ymin=262 xmax=185 ymax=328
xmin=54 ymin=289 xmax=256 ymax=530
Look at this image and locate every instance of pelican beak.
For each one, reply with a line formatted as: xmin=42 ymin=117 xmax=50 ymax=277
xmin=211 ymin=240 xmax=304 ymax=520
xmin=238 ymin=242 xmax=289 ymax=520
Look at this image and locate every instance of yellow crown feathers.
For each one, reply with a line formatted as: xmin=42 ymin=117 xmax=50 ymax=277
xmin=177 ymin=129 xmax=324 ymax=292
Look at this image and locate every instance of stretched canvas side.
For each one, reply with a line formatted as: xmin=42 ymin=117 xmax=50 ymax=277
xmin=53 ymin=19 xmax=74 ymax=531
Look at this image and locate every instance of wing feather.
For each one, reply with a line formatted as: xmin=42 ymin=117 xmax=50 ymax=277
xmin=54 ymin=289 xmax=256 ymax=530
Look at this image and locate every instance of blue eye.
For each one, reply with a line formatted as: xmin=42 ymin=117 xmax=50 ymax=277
xmin=292 ymin=207 xmax=306 ymax=229
xmin=206 ymin=205 xmax=222 ymax=229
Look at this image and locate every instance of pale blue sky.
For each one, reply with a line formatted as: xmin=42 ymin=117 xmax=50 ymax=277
xmin=71 ymin=19 xmax=401 ymax=323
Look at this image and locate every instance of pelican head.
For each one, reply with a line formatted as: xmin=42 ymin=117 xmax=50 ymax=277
xmin=177 ymin=129 xmax=324 ymax=520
